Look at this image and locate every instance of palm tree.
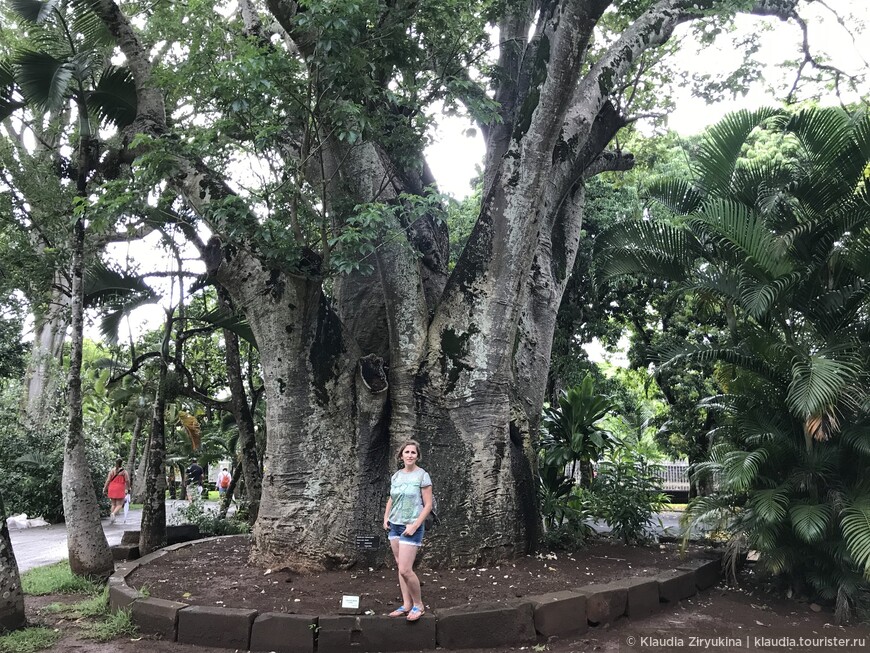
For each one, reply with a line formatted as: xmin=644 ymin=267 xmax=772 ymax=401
xmin=7 ymin=0 xmax=136 ymax=577
xmin=596 ymin=106 xmax=870 ymax=622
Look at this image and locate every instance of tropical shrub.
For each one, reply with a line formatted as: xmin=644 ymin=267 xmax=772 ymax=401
xmin=0 ymin=384 xmax=113 ymax=521
xmin=540 ymin=375 xmax=615 ymax=488
xmin=597 ymin=106 xmax=870 ymax=622
xmin=586 ymin=449 xmax=668 ymax=544
xmin=170 ymin=494 xmax=250 ymax=536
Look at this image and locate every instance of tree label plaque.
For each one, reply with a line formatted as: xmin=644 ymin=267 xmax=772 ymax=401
xmin=355 ymin=535 xmax=380 ymax=550
xmin=341 ymin=595 xmax=360 ymax=609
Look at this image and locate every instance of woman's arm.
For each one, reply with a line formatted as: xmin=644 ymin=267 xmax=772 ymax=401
xmin=383 ymin=497 xmax=393 ymax=529
xmin=403 ymin=485 xmax=433 ymax=536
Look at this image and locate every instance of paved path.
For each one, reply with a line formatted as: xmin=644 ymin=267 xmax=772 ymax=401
xmin=10 ymin=506 xmax=686 ymax=575
xmin=8 ymin=500 xmax=208 ymax=573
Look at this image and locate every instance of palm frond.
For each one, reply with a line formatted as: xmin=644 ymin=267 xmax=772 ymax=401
xmin=789 ymin=502 xmax=833 ymax=543
xmin=694 ymin=107 xmax=784 ymax=196
xmin=8 ymin=0 xmax=58 ymax=24
xmin=84 ymin=262 xmax=155 ymax=306
xmin=99 ymin=294 xmax=158 ymax=345
xmin=720 ymin=449 xmax=768 ymax=492
xmin=86 ymin=65 xmax=136 ymax=128
xmin=840 ymin=500 xmax=870 ymax=579
xmin=840 ymin=425 xmax=870 ymax=458
xmin=70 ymin=2 xmax=115 ymax=48
xmin=749 ymin=488 xmax=789 ymax=524
xmin=192 ymin=307 xmax=257 ymax=347
xmin=787 ymin=350 xmax=863 ymax=420
xmin=644 ymin=177 xmax=702 ymax=214
xmin=739 ymin=271 xmax=802 ymax=320
xmin=13 ymin=49 xmax=73 ymax=111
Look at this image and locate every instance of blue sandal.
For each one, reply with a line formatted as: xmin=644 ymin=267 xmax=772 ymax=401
xmin=406 ymin=605 xmax=425 ymax=622
xmin=388 ymin=606 xmax=409 ymax=617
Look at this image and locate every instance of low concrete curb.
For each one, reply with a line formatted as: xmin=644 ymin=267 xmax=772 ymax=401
xmin=110 ymin=538 xmax=723 ymax=651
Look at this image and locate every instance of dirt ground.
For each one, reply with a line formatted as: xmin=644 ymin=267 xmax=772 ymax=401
xmin=23 ymin=535 xmax=870 ymax=653
xmin=127 ymin=537 xmax=717 ymax=615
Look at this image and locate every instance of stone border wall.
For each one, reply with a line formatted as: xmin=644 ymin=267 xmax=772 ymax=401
xmin=109 ymin=535 xmax=723 ymax=652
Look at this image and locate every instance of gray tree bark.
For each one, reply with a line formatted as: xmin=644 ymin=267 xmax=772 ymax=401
xmin=217 ymin=289 xmax=262 ymax=522
xmin=139 ymin=328 xmax=169 ymax=555
xmin=21 ymin=281 xmax=69 ymax=424
xmin=125 ymin=413 xmax=144 ymax=489
xmin=0 ymin=490 xmax=25 ymax=632
xmin=62 ymin=215 xmax=113 ymax=578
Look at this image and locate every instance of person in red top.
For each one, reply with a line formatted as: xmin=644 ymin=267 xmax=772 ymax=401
xmin=103 ymin=458 xmax=130 ymax=524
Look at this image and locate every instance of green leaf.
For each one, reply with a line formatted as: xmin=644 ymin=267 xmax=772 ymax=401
xmin=8 ymin=0 xmax=58 ymax=24
xmin=789 ymin=502 xmax=832 ymax=544
xmin=14 ymin=49 xmax=73 ymax=111
xmin=86 ymin=66 xmax=137 ymax=127
xmin=840 ymin=501 xmax=870 ymax=578
xmin=749 ymin=489 xmax=789 ymax=524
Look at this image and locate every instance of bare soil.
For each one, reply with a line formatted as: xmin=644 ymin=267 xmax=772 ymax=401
xmin=127 ymin=536 xmax=716 ymax=615
xmin=21 ymin=535 xmax=870 ymax=653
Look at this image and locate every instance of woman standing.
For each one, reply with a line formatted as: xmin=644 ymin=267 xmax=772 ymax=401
xmin=382 ymin=439 xmax=433 ymax=622
xmin=103 ymin=458 xmax=129 ymax=524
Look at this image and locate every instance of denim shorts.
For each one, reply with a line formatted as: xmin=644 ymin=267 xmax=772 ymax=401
xmin=387 ymin=521 xmax=424 ymax=547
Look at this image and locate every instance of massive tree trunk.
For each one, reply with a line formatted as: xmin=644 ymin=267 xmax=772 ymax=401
xmin=132 ymin=429 xmax=149 ymax=503
xmin=140 ymin=344 xmax=168 ymax=555
xmin=94 ymin=0 xmax=798 ymax=569
xmin=62 ymin=216 xmax=113 ymax=578
xmin=218 ymin=289 xmax=262 ymax=522
xmin=21 ymin=280 xmax=69 ymax=424
xmin=125 ymin=413 xmax=144 ymax=489
xmin=0 ymin=490 xmax=25 ymax=632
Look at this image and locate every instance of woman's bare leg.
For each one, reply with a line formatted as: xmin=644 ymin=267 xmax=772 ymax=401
xmin=397 ymin=544 xmax=422 ymax=608
xmin=390 ymin=538 xmax=412 ymax=609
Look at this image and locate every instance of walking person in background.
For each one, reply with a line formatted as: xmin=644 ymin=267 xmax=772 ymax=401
xmin=186 ymin=458 xmax=204 ymax=502
xmin=103 ymin=458 xmax=129 ymax=524
xmin=216 ymin=467 xmax=232 ymax=498
xmin=382 ymin=439 xmax=433 ymax=622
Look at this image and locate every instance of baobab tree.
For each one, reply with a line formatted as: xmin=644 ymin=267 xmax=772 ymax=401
xmin=84 ymin=0 xmax=857 ymax=569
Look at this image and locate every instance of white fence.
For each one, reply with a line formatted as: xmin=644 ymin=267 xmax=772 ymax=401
xmin=657 ymin=461 xmax=690 ymax=491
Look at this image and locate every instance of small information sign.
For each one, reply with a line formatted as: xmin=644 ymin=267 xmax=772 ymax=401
xmin=355 ymin=535 xmax=380 ymax=550
xmin=341 ymin=595 xmax=360 ymax=610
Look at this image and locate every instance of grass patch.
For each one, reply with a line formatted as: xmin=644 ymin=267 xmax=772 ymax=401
xmin=41 ymin=587 xmax=109 ymax=619
xmin=21 ymin=561 xmax=102 ymax=596
xmin=79 ymin=608 xmax=138 ymax=642
xmin=0 ymin=626 xmax=60 ymax=653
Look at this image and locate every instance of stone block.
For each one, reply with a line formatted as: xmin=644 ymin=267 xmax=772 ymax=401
xmin=134 ymin=549 xmax=167 ymax=568
xmin=677 ymin=558 xmax=722 ymax=590
xmin=132 ymin=597 xmax=188 ymax=639
xmin=108 ymin=581 xmax=140 ymax=612
xmin=436 ymin=602 xmax=536 ymax=650
xmin=657 ymin=569 xmax=697 ymax=603
xmin=526 ymin=590 xmax=587 ymax=637
xmin=317 ymin=614 xmax=436 ymax=653
xmin=250 ymin=613 xmax=316 ymax=653
xmin=111 ymin=544 xmax=139 ymax=561
xmin=177 ymin=605 xmax=257 ymax=649
xmin=166 ymin=524 xmax=201 ymax=545
xmin=111 ymin=561 xmax=141 ymax=581
xmin=610 ymin=577 xmax=660 ymax=619
xmin=575 ymin=582 xmax=627 ymax=626
xmin=120 ymin=530 xmax=140 ymax=545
